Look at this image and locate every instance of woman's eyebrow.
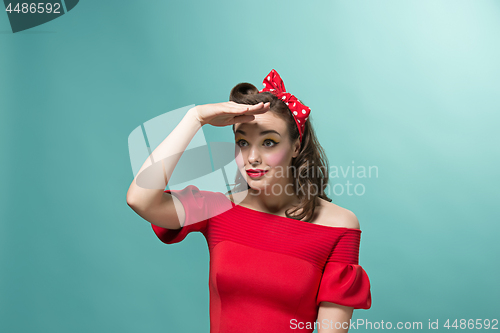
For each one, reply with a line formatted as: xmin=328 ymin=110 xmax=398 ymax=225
xmin=235 ymin=129 xmax=281 ymax=137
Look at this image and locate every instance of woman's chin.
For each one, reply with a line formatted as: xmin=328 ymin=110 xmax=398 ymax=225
xmin=245 ymin=178 xmax=272 ymax=191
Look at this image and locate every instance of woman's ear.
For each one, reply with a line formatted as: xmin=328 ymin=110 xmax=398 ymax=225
xmin=292 ymin=138 xmax=301 ymax=158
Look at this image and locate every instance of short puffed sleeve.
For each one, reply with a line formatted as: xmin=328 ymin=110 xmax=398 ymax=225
xmin=316 ymin=228 xmax=372 ymax=309
xmin=151 ymin=185 xmax=233 ymax=244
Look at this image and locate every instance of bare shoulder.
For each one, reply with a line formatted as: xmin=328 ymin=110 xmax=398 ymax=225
xmin=315 ymin=198 xmax=360 ymax=229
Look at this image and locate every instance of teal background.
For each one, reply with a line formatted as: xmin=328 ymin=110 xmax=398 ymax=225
xmin=1 ymin=0 xmax=499 ymax=332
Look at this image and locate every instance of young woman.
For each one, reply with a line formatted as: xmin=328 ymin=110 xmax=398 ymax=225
xmin=127 ymin=69 xmax=372 ymax=332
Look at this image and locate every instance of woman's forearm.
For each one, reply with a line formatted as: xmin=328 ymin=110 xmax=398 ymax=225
xmin=317 ymin=303 xmax=354 ymax=333
xmin=126 ymin=107 xmax=202 ymax=209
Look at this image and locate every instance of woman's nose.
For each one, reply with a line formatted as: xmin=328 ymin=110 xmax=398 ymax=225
xmin=248 ymin=147 xmax=261 ymax=164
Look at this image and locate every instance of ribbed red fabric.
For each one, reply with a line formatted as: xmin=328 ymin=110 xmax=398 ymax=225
xmin=151 ymin=185 xmax=371 ymax=332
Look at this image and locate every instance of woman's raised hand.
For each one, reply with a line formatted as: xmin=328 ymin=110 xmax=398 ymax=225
xmin=192 ymin=101 xmax=271 ymax=127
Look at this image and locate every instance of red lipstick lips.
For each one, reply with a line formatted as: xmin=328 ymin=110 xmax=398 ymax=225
xmin=246 ymin=169 xmax=269 ymax=178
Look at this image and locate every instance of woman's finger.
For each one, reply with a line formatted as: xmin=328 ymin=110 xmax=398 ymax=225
xmin=233 ymin=102 xmax=269 ymax=114
xmin=233 ymin=114 xmax=256 ymax=123
xmin=231 ymin=101 xmax=264 ymax=111
xmin=241 ymin=102 xmax=270 ymax=114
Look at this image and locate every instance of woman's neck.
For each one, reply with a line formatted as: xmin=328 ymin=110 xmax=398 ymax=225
xmin=244 ymin=188 xmax=300 ymax=215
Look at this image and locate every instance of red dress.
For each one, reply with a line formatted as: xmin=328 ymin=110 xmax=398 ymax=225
xmin=152 ymin=185 xmax=371 ymax=332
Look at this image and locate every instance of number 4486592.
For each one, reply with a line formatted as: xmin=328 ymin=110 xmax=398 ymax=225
xmin=444 ymin=319 xmax=498 ymax=330
xmin=5 ymin=3 xmax=61 ymax=14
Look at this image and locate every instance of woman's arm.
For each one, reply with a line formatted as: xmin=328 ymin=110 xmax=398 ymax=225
xmin=126 ymin=102 xmax=270 ymax=230
xmin=316 ymin=210 xmax=361 ymax=332
xmin=317 ymin=302 xmax=354 ymax=333
xmin=126 ymin=107 xmax=203 ymax=229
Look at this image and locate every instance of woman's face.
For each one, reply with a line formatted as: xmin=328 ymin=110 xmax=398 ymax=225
xmin=234 ymin=111 xmax=300 ymax=192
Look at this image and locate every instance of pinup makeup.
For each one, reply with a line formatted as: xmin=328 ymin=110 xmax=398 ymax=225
xmin=246 ymin=169 xmax=269 ymax=178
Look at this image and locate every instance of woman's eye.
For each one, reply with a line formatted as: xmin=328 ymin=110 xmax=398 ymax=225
xmin=263 ymin=139 xmax=277 ymax=147
xmin=236 ymin=140 xmax=247 ymax=147
xmin=236 ymin=139 xmax=277 ymax=147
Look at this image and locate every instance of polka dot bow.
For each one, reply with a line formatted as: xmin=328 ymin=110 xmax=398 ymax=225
xmin=258 ymin=69 xmax=311 ymax=142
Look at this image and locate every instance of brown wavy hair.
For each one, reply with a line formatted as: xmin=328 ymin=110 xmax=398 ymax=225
xmin=225 ymin=82 xmax=332 ymax=223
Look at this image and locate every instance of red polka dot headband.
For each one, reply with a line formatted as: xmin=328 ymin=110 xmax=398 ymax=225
xmin=258 ymin=69 xmax=311 ymax=142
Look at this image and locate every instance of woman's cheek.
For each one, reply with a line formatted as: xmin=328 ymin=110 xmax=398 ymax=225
xmin=234 ymin=148 xmax=244 ymax=167
xmin=266 ymin=149 xmax=288 ymax=167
